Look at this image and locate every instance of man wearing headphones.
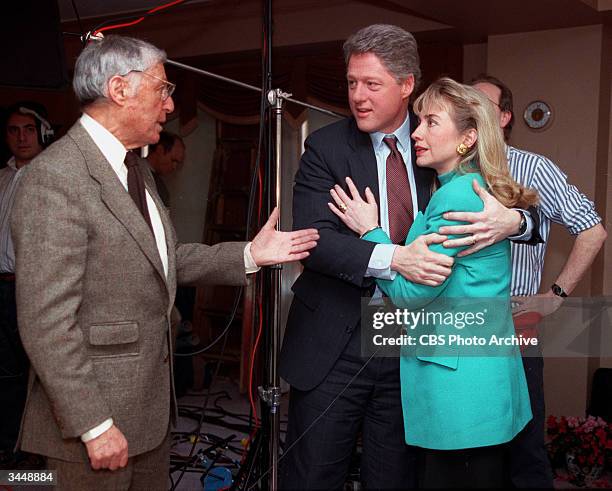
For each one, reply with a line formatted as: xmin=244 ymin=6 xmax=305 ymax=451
xmin=0 ymin=101 xmax=53 ymax=468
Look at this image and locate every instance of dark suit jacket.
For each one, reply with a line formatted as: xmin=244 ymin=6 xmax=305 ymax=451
xmin=279 ymin=114 xmax=436 ymax=391
xmin=11 ymin=122 xmax=248 ymax=462
xmin=280 ymin=114 xmax=541 ymax=392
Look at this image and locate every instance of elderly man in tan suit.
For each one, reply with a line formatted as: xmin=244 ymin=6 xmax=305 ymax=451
xmin=10 ymin=35 xmax=318 ymax=490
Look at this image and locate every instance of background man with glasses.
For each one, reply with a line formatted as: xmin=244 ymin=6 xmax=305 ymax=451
xmin=10 ymin=35 xmax=318 ymax=490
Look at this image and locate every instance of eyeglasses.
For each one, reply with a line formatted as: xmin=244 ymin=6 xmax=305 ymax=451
xmin=486 ymin=98 xmax=508 ymax=112
xmin=125 ymin=70 xmax=176 ymax=101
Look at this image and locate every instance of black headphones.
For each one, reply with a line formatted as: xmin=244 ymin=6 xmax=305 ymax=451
xmin=17 ymin=106 xmax=54 ymax=146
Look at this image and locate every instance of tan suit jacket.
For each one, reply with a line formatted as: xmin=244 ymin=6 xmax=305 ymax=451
xmin=10 ymin=122 xmax=247 ymax=462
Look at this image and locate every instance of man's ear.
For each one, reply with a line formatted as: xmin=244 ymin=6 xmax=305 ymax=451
xmin=107 ymin=75 xmax=131 ymax=106
xmin=500 ymin=110 xmax=512 ymax=129
xmin=400 ymin=74 xmax=415 ymax=101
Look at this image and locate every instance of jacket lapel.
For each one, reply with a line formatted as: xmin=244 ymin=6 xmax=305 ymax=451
xmin=143 ymin=167 xmax=177 ymax=305
xmin=347 ymin=119 xmax=380 ymax=204
xmin=68 ymin=123 xmax=168 ymax=289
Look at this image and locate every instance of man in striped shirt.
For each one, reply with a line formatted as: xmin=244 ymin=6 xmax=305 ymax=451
xmin=473 ymin=75 xmax=607 ymax=488
xmin=0 ymin=102 xmax=52 ymax=467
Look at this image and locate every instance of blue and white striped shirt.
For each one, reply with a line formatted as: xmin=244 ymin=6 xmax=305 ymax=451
xmin=0 ymin=157 xmax=24 ymax=273
xmin=507 ymin=145 xmax=602 ymax=296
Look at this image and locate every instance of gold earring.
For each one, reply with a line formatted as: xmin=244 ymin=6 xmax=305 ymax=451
xmin=456 ymin=143 xmax=468 ymax=156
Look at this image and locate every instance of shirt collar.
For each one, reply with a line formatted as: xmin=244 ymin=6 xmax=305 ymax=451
xmin=79 ymin=112 xmax=127 ymax=175
xmin=5 ymin=156 xmax=18 ymax=171
xmin=369 ymin=111 xmax=412 ymax=153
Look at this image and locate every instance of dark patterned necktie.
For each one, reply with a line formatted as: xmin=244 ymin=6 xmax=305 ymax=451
xmin=124 ymin=151 xmax=153 ymax=232
xmin=383 ymin=136 xmax=413 ymax=244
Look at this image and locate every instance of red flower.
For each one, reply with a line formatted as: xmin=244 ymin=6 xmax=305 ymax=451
xmin=546 ymin=414 xmax=612 ymax=471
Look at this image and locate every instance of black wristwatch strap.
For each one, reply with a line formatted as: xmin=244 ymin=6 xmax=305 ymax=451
xmin=517 ymin=211 xmax=527 ymax=235
xmin=551 ymin=283 xmax=568 ymax=298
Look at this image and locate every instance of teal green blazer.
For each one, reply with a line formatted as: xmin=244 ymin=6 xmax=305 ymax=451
xmin=364 ymin=169 xmax=532 ymax=450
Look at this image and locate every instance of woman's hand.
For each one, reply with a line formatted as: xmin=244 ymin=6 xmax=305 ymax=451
xmin=328 ymin=177 xmax=379 ymax=236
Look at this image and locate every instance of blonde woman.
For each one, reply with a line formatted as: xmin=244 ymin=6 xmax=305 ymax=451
xmin=329 ymin=77 xmax=538 ymax=487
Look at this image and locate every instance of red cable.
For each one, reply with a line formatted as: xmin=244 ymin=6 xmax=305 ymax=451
xmin=248 ymin=300 xmax=263 ymax=429
xmin=93 ymin=0 xmax=186 ymax=36
xmin=243 ymin=155 xmax=265 ymax=460
xmin=95 ymin=18 xmax=146 ymax=35
xmin=249 ymin=162 xmax=265 ymax=425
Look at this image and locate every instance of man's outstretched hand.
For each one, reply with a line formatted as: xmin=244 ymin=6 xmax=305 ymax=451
xmin=250 ymin=207 xmax=319 ymax=266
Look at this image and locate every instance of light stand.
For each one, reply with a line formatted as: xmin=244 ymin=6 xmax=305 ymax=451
xmin=167 ymin=54 xmax=342 ymax=491
xmin=166 ymin=60 xmax=341 ymax=118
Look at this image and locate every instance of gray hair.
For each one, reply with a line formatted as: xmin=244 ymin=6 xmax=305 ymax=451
xmin=343 ymin=24 xmax=421 ymax=89
xmin=73 ymin=35 xmax=167 ymax=105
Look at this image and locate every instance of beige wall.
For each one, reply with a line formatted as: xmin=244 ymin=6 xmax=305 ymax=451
xmin=462 ymin=43 xmax=487 ymax=83
xmin=163 ymin=108 xmax=216 ymax=244
xmin=489 ymin=25 xmax=603 ymax=297
xmin=487 ymin=24 xmax=609 ymax=416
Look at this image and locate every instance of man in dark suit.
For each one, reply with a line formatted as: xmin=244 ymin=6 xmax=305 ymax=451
xmin=280 ymin=24 xmax=539 ymax=489
xmin=10 ymin=35 xmax=318 ymax=490
xmin=146 ymin=130 xmax=184 ymax=208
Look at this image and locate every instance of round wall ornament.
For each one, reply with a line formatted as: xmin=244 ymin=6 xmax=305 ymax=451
xmin=523 ymin=100 xmax=553 ymax=130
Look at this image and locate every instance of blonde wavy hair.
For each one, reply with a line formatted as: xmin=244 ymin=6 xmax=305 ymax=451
xmin=413 ymin=77 xmax=538 ymax=208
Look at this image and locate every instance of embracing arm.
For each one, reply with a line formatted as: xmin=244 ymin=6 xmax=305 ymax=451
xmin=365 ymin=218 xmax=466 ymax=309
xmin=293 ymin=133 xmax=377 ymax=287
xmin=439 ymin=179 xmax=542 ymax=256
xmin=328 ymin=177 xmax=453 ymax=287
xmin=363 ymin=176 xmax=484 ymax=308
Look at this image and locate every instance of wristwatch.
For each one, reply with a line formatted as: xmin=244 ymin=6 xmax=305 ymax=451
xmin=551 ymin=283 xmax=568 ymax=298
xmin=517 ymin=211 xmax=527 ymax=236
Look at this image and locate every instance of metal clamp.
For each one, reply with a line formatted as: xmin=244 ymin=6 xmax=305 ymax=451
xmin=258 ymin=385 xmax=282 ymax=408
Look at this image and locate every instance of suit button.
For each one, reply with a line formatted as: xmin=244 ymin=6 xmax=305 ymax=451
xmin=163 ymin=354 xmax=169 ymax=363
